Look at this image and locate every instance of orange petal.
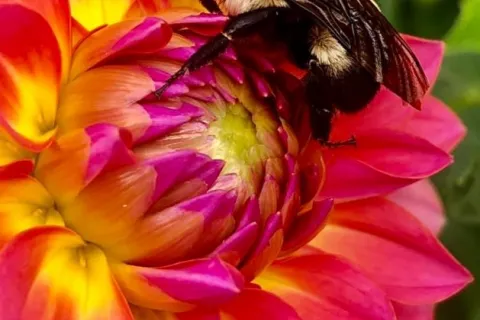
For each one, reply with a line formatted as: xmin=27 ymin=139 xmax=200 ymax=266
xmin=58 ymin=65 xmax=153 ymax=140
xmin=0 ymin=226 xmax=133 ymax=319
xmin=71 ymin=0 xmax=135 ymax=31
xmin=0 ymin=177 xmax=63 ymax=249
xmin=70 ymin=17 xmax=172 ymax=79
xmin=0 ymin=4 xmax=61 ymax=150
xmin=61 ymin=163 xmax=157 ymax=249
xmin=36 ymin=124 xmax=135 ymax=207
xmin=256 ymin=251 xmax=396 ymax=320
xmin=72 ymin=18 xmax=89 ymax=47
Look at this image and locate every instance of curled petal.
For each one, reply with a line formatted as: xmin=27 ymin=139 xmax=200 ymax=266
xmin=110 ymin=258 xmax=244 ymax=312
xmin=387 ymin=180 xmax=445 ymax=235
xmin=0 ymin=4 xmax=61 ymax=150
xmin=71 ymin=17 xmax=172 ymax=78
xmin=402 ymin=96 xmax=466 ymax=153
xmin=256 ymin=250 xmax=396 ymax=320
xmin=0 ymin=226 xmax=133 ymax=320
xmin=311 ymin=197 xmax=473 ymax=304
xmin=36 ymin=124 xmax=135 ymax=207
xmin=321 ymin=129 xmax=452 ymax=199
xmin=0 ymin=177 xmax=63 ymax=249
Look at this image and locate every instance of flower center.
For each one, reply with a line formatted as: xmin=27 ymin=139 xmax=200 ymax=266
xmin=209 ymin=103 xmax=266 ymax=176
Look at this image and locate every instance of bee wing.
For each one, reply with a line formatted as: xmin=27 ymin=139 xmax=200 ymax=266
xmin=285 ymin=0 xmax=429 ymax=108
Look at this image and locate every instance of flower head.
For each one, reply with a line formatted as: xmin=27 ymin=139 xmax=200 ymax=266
xmin=0 ymin=1 xmax=472 ymax=319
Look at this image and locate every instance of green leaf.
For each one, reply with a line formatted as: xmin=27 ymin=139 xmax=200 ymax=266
xmin=446 ymin=0 xmax=480 ymax=53
xmin=432 ymin=107 xmax=480 ymax=223
xmin=434 ymin=52 xmax=480 ymax=111
xmin=377 ymin=0 xmax=459 ymax=39
xmin=436 ymin=221 xmax=480 ymax=320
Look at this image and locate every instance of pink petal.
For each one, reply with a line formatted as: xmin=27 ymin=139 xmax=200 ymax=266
xmin=387 ymin=180 xmax=446 ymax=235
xmin=256 ymin=250 xmax=396 ymax=320
xmin=211 ymin=222 xmax=259 ymax=266
xmin=311 ymin=197 xmax=473 ymax=304
xmin=393 ymin=302 xmax=435 ymax=320
xmin=403 ymin=35 xmax=445 ymax=86
xmin=402 ymin=96 xmax=466 ymax=152
xmin=321 ymin=129 xmax=452 ymax=199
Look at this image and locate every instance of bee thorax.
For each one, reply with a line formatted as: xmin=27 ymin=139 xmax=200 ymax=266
xmin=310 ymin=27 xmax=352 ymax=75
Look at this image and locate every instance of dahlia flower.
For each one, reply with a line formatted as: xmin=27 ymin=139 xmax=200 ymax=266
xmin=0 ymin=0 xmax=472 ymax=319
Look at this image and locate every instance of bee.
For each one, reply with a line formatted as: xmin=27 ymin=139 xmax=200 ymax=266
xmin=154 ymin=0 xmax=429 ymax=147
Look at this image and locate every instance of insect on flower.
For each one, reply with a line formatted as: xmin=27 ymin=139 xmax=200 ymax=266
xmin=154 ymin=0 xmax=429 ymax=147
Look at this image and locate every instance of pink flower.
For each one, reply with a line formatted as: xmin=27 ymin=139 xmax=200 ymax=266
xmin=0 ymin=1 xmax=471 ymax=319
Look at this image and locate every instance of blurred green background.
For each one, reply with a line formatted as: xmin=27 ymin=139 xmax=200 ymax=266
xmin=377 ymin=0 xmax=480 ymax=318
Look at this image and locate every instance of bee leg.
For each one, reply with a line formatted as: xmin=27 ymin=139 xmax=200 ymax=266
xmin=321 ymin=135 xmax=357 ymax=148
xmin=153 ymin=7 xmax=287 ymax=99
xmin=200 ymin=0 xmax=222 ymax=13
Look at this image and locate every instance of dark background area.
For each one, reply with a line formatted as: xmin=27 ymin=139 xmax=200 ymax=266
xmin=377 ymin=0 xmax=480 ymax=318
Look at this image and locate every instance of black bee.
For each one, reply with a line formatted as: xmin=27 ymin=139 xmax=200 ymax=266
xmin=154 ymin=0 xmax=429 ymax=146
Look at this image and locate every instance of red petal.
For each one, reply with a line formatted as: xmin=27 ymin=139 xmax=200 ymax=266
xmin=10 ymin=0 xmax=71 ymax=80
xmin=220 ymin=289 xmax=300 ymax=319
xmin=0 ymin=4 xmax=61 ymax=150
